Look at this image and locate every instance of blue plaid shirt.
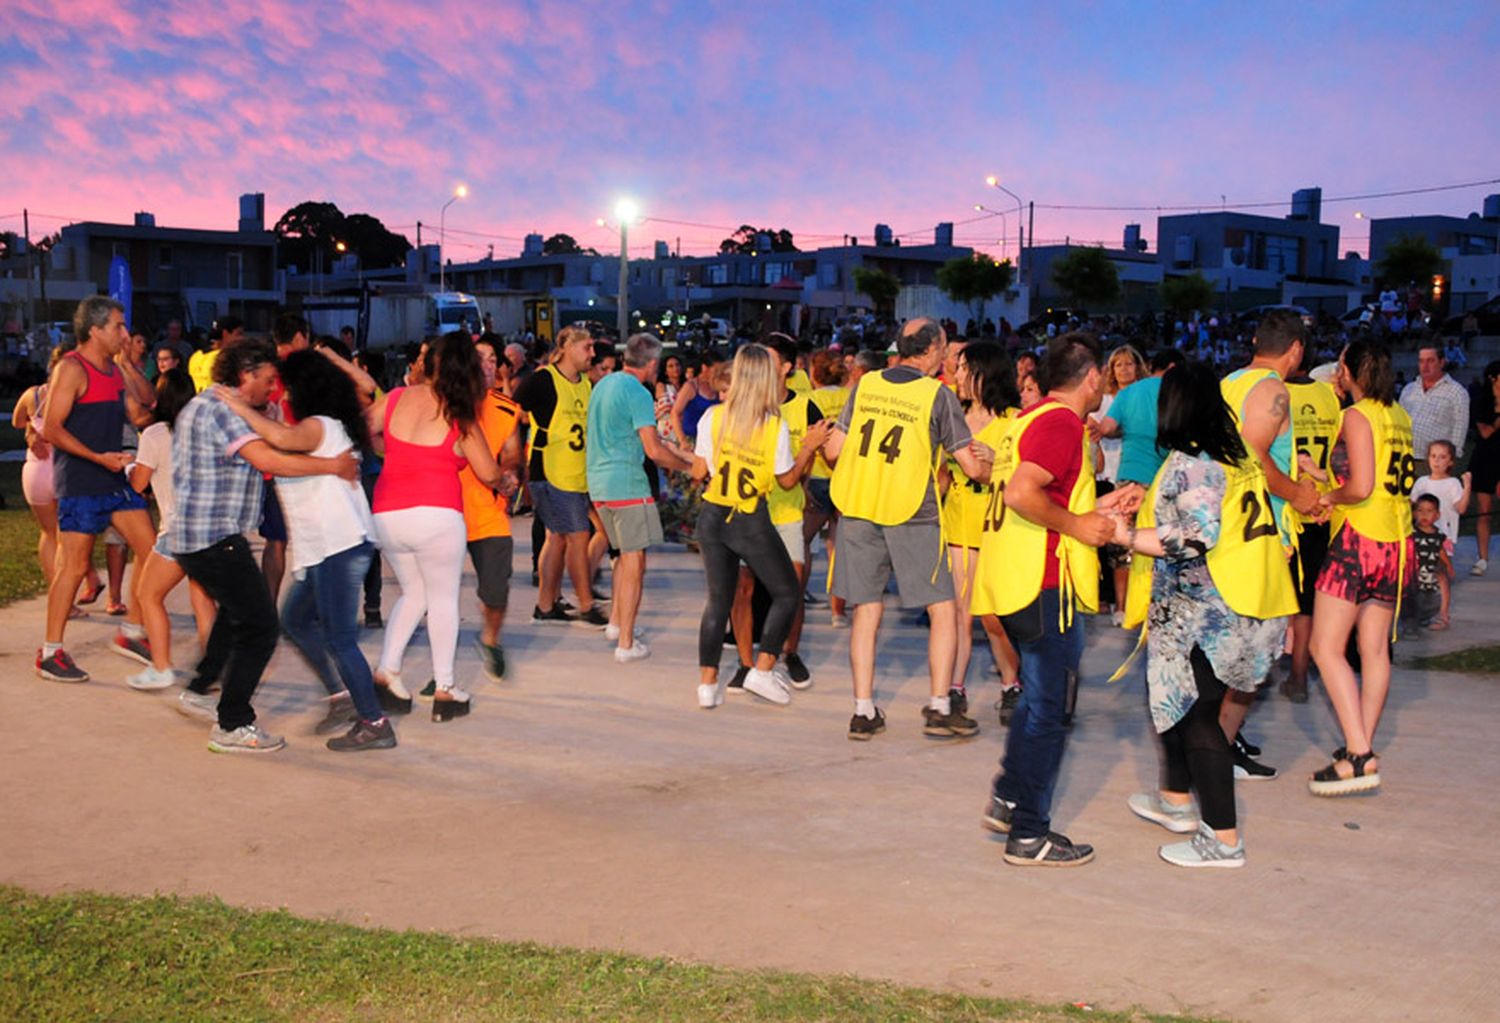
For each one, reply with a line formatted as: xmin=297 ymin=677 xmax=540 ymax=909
xmin=168 ymin=391 xmax=264 ymax=555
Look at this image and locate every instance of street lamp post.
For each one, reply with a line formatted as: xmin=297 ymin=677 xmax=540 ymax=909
xmin=439 ymin=184 xmax=467 ymax=292
xmin=606 ymin=198 xmax=640 ymax=341
xmin=972 ymin=204 xmax=1008 ymax=259
xmin=984 ymin=176 xmax=1026 ymax=280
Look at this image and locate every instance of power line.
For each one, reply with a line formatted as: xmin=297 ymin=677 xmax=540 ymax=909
xmin=1035 ymin=176 xmax=1500 ymax=213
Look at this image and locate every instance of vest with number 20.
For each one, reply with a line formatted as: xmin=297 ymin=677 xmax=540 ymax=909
xmin=829 ymin=372 xmax=939 ymax=525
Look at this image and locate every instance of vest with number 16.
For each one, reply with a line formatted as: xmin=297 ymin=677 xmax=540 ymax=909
xmin=702 ymin=409 xmax=780 ymax=515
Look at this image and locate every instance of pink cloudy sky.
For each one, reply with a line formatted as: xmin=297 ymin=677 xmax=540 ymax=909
xmin=3 ymin=1 xmax=1498 ymax=262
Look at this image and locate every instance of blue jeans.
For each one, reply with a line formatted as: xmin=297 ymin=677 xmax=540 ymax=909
xmin=280 ymin=542 xmax=381 ymax=722
xmin=994 ymin=589 xmax=1086 ymax=839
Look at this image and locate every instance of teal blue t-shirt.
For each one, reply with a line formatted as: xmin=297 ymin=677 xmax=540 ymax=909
xmin=585 ymin=371 xmax=659 ymax=501
xmin=1111 ymin=375 xmax=1165 ymax=485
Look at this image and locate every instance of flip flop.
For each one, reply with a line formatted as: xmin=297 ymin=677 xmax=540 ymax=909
xmin=106 ymin=602 xmax=128 ymax=616
xmin=76 ymin=583 xmax=104 ymax=606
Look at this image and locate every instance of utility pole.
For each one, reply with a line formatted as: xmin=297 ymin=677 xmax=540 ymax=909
xmin=23 ymin=208 xmax=33 ymax=330
xmin=616 ymin=221 xmax=629 ymax=341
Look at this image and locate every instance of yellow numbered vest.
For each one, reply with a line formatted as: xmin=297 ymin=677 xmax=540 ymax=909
xmin=1287 ymin=378 xmax=1342 ymax=512
xmin=1332 ymin=399 xmax=1415 ymax=543
xmin=1221 ymin=367 xmax=1299 ymax=546
xmin=702 ymin=408 xmax=780 ymax=515
xmin=970 ymin=402 xmax=1099 ymax=618
xmin=767 ymin=392 xmax=812 ymax=526
xmin=538 ymin=364 xmax=592 ymax=493
xmin=1123 ymin=454 xmax=1296 ymax=626
xmin=808 ymin=386 xmax=848 ymax=479
xmin=786 ymin=368 xmax=812 ymax=395
xmin=829 ymin=372 xmax=941 ymax=525
xmin=942 ymin=413 xmax=1012 ymax=550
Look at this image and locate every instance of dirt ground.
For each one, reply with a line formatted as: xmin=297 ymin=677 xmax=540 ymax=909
xmin=3 ymin=534 xmax=1497 ymax=1023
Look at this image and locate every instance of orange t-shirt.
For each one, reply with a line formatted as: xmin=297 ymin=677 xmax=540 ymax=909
xmin=459 ymin=389 xmax=521 ymax=540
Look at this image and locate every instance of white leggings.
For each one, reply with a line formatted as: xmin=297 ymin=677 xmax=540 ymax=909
xmin=374 ymin=507 xmax=467 ymax=689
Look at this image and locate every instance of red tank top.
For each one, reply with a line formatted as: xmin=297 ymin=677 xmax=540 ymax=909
xmin=371 ymin=387 xmax=467 ymax=513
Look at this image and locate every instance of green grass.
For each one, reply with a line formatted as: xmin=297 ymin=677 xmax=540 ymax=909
xmin=1410 ymin=644 xmax=1500 ymax=675
xmin=0 ymin=886 xmax=1223 ymax=1023
xmin=0 ymin=462 xmax=46 ymax=606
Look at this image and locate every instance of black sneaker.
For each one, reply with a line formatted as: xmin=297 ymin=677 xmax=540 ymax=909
xmin=922 ymin=705 xmax=980 ymax=738
xmin=327 ymin=717 xmax=397 ymax=752
xmin=726 ymin=664 xmax=750 ymax=695
xmin=949 ymin=687 xmax=968 ymax=718
xmin=363 ymin=607 xmax=383 ymax=629
xmin=1232 ymin=736 xmax=1278 ymax=781
xmin=783 ymin=652 xmax=811 ymax=689
xmin=997 ymin=686 xmax=1021 ymax=726
xmin=574 ymin=605 xmax=610 ymax=628
xmin=1234 ymin=732 xmax=1262 ymax=758
xmin=36 ymin=647 xmax=89 ymax=683
xmin=1003 ymin=831 xmax=1095 ymax=867
xmin=1280 ymin=674 xmax=1309 ymax=704
xmin=982 ymin=794 xmax=1015 ymax=834
xmin=533 ymin=603 xmax=576 ymax=625
xmin=847 ymin=707 xmax=886 ymax=741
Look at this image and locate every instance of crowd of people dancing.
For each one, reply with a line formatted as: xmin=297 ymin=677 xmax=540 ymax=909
xmin=20 ymin=294 xmax=1499 ymax=869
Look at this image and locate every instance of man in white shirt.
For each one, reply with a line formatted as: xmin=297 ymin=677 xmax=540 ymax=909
xmin=1399 ymin=344 xmax=1471 ymax=473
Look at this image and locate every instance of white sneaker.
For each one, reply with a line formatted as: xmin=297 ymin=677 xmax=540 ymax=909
xmin=614 ymin=640 xmax=651 ymax=663
xmin=605 ymin=623 xmax=644 ymax=642
xmin=742 ymin=667 xmax=791 ymax=705
xmin=1472 ymin=558 xmax=1488 ymax=577
xmin=207 ymin=723 xmax=286 ymax=754
xmin=830 ymin=612 xmax=849 ymax=630
xmin=177 ymin=688 xmax=218 ymax=722
xmin=697 ymin=682 xmax=724 ymax=709
xmin=128 ymin=665 xmax=177 ymax=691
xmin=1110 ymin=610 xmax=1124 ymax=627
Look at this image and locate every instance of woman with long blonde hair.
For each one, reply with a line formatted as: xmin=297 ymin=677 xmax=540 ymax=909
xmin=692 ymin=344 xmax=825 ymax=709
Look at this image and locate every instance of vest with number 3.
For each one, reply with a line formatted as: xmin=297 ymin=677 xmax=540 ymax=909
xmin=702 ymin=409 xmax=780 ymax=515
xmin=970 ymin=402 xmax=1099 ymax=618
xmin=539 ymin=364 xmax=591 ymax=493
xmin=830 ymin=372 xmax=940 ymax=525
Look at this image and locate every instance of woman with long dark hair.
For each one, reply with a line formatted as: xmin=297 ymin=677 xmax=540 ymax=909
xmin=1111 ymin=362 xmax=1296 ymax=867
xmin=942 ymin=341 xmax=1022 ymax=717
xmin=218 ymin=349 xmax=393 ymax=749
xmin=122 ymin=368 xmax=217 ymax=690
xmin=1306 ymin=340 xmax=1414 ymax=795
xmin=366 ymin=332 xmax=510 ymax=722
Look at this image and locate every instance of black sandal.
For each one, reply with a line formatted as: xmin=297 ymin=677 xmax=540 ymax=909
xmin=1309 ymin=749 xmax=1380 ymax=797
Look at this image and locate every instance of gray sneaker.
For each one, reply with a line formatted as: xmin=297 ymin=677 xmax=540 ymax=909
xmin=1127 ymin=792 xmax=1199 ymax=834
xmin=207 ymin=723 xmax=286 ymax=754
xmin=1159 ymin=821 xmax=1245 ymax=869
xmin=982 ymin=794 xmax=1016 ymax=834
xmin=177 ymin=689 xmax=218 ymax=722
xmin=313 ymin=693 xmax=358 ymax=735
xmin=327 ymin=717 xmax=397 ymax=752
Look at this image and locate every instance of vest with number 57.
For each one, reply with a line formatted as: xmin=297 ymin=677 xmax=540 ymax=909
xmin=829 ymin=372 xmax=940 ymax=525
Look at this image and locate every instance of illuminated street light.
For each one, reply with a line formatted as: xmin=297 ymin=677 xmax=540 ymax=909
xmin=439 ymin=184 xmax=467 ymax=292
xmin=607 ymin=198 xmax=642 ymax=340
xmin=972 ymin=204 xmax=1008 ymax=258
xmin=984 ymin=175 xmax=1025 ymax=276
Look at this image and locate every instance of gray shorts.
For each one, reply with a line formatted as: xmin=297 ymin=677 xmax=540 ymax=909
xmin=531 ymin=480 xmax=590 ymax=535
xmin=595 ymin=500 xmax=663 ymax=554
xmin=775 ymin=520 xmax=804 ymax=565
xmin=832 ymin=517 xmax=955 ymax=608
xmin=467 ymin=536 xmax=514 ymax=609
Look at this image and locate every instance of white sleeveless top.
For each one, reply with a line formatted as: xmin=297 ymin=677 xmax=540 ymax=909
xmin=273 ymin=416 xmax=375 ymax=575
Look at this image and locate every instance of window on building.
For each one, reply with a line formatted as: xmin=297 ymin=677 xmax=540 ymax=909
xmin=764 ymin=262 xmax=785 ymax=285
xmin=227 ymin=252 xmax=243 ymax=289
xmin=705 ymin=264 xmax=728 ymax=285
xmin=158 ymin=245 xmax=173 ymax=269
xmin=112 ymin=242 xmax=129 ymax=260
xmin=1264 ymin=235 xmax=1300 ymax=275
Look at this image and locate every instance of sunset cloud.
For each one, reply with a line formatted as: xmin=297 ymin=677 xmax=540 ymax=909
xmin=2 ymin=1 xmax=1496 ymax=260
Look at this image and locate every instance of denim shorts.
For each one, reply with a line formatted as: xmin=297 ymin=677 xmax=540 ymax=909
xmin=531 ymin=480 xmax=591 ymax=535
xmin=805 ymin=477 xmax=835 ymax=516
xmin=258 ymin=479 xmax=288 ymax=542
xmin=58 ymin=487 xmax=148 ymax=535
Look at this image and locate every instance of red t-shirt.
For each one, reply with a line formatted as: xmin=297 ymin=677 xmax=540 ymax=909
xmin=1016 ymin=400 xmax=1084 ymax=590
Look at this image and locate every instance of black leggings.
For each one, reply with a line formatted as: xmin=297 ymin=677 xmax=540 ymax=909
xmin=1159 ymin=646 xmax=1235 ymax=830
xmin=696 ymin=503 xmax=800 ymax=669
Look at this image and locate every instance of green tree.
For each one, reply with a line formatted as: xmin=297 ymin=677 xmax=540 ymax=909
xmin=852 ymin=266 xmax=901 ymax=318
xmin=543 ymin=233 xmax=583 ymax=256
xmin=1050 ymin=246 xmax=1121 ymax=309
xmin=937 ymin=254 xmax=1014 ymax=326
xmin=273 ymin=202 xmax=411 ymax=272
xmin=1375 ymin=234 xmax=1445 ymax=290
xmin=719 ymin=225 xmax=799 ymax=255
xmin=341 ymin=213 xmax=411 ymax=269
xmin=1159 ymin=271 xmax=1217 ymax=316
